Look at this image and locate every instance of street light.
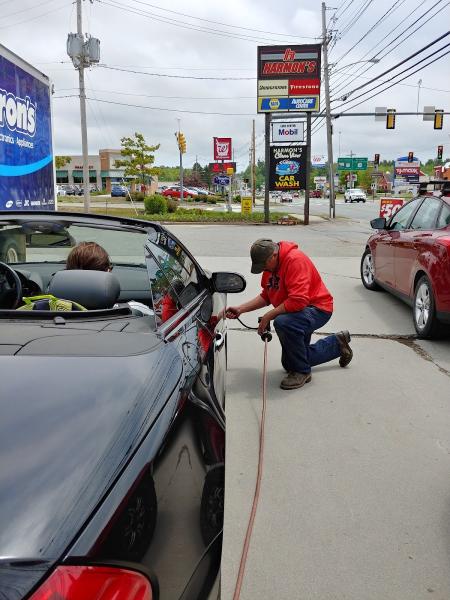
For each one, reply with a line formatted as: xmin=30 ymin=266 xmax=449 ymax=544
xmin=330 ymin=58 xmax=380 ymax=75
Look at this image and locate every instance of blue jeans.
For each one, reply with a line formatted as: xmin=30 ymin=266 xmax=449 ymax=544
xmin=273 ymin=307 xmax=340 ymax=374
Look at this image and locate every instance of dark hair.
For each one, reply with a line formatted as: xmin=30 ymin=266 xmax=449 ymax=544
xmin=66 ymin=241 xmax=111 ymax=271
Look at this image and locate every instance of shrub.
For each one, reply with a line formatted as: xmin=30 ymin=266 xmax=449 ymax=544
xmin=144 ymin=194 xmax=168 ymax=214
xmin=129 ymin=191 xmax=145 ymax=202
xmin=206 ymin=195 xmax=222 ymax=203
xmin=233 ymin=194 xmax=241 ymax=203
xmin=167 ymin=198 xmax=179 ymax=213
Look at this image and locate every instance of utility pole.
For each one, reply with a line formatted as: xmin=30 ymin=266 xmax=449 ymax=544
xmin=252 ymin=119 xmax=256 ymax=206
xmin=304 ymin=113 xmax=312 ymax=226
xmin=322 ymin=2 xmax=335 ymax=219
xmin=264 ymin=113 xmax=271 ymax=223
xmin=177 ymin=119 xmax=183 ymax=202
xmin=349 ymin=149 xmax=354 ymax=189
xmin=77 ymin=0 xmax=90 ymax=213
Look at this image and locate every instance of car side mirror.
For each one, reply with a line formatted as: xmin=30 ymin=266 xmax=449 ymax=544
xmin=212 ymin=272 xmax=246 ymax=293
xmin=370 ymin=217 xmax=387 ymax=230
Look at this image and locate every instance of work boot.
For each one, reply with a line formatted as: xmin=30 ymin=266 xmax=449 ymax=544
xmin=280 ymin=372 xmax=312 ymax=390
xmin=336 ymin=330 xmax=353 ymax=367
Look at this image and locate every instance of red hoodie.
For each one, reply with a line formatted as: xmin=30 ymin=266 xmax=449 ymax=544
xmin=260 ymin=241 xmax=333 ymax=313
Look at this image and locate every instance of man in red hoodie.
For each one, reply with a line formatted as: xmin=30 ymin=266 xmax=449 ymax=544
xmin=226 ymin=239 xmax=352 ymax=390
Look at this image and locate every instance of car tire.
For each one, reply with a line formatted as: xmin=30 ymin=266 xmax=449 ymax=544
xmin=104 ymin=475 xmax=157 ymax=561
xmin=3 ymin=241 xmax=20 ymax=264
xmin=413 ymin=275 xmax=441 ymax=339
xmin=360 ymin=248 xmax=381 ymax=291
xmin=200 ymin=465 xmax=224 ymax=546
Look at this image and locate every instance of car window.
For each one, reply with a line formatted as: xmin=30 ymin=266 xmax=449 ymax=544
xmin=389 ymin=197 xmax=422 ymax=231
xmin=409 ymin=197 xmax=442 ymax=230
xmin=145 ymin=231 xmax=202 ymax=327
xmin=437 ymin=202 xmax=450 ymax=228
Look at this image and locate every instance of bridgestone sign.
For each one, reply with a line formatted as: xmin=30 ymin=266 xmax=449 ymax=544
xmin=271 ymin=121 xmax=304 ymax=143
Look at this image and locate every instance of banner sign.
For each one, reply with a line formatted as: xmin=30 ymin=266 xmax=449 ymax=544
xmin=269 ymin=145 xmax=307 ymax=191
xmin=312 ymin=154 xmax=326 ymax=167
xmin=213 ymin=175 xmax=230 ymax=186
xmin=393 ymin=156 xmax=420 ymax=186
xmin=241 ymin=197 xmax=252 ymax=215
xmin=271 ymin=121 xmax=304 ymax=142
xmin=0 ymin=53 xmax=54 ymax=210
xmin=379 ymin=197 xmax=404 ymax=219
xmin=257 ymin=45 xmax=321 ymax=113
xmin=210 ymin=161 xmax=236 ymax=173
xmin=213 ymin=137 xmax=232 ymax=161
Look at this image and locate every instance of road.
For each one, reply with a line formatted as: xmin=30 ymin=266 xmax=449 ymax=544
xmin=166 ymin=219 xmax=450 ymax=600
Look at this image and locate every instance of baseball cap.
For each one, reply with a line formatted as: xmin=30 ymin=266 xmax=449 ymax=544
xmin=250 ymin=239 xmax=278 ymax=274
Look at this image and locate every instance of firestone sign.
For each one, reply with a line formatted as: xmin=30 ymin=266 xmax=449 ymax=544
xmin=257 ymin=45 xmax=321 ymax=113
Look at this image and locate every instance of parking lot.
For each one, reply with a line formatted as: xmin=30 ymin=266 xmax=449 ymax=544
xmin=168 ymin=220 xmax=450 ymax=600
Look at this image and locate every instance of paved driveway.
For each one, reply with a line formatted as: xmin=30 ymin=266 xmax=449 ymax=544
xmin=168 ymin=222 xmax=450 ymax=600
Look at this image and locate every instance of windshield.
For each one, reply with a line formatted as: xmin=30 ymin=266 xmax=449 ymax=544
xmin=0 ymin=220 xmax=151 ymax=267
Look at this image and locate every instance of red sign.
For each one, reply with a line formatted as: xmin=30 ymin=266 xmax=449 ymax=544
xmin=379 ymin=197 xmax=404 ymax=219
xmin=258 ymin=46 xmax=321 ymax=79
xmin=395 ymin=167 xmax=420 ymax=176
xmin=288 ymin=79 xmax=320 ymax=95
xmin=213 ymin=137 xmax=232 ymax=161
xmin=210 ymin=162 xmax=236 ymax=173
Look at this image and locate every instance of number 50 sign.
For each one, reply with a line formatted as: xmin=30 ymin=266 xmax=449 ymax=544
xmin=379 ymin=197 xmax=404 ymax=219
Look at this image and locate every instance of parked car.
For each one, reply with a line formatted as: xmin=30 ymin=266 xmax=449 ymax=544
xmin=162 ymin=187 xmax=195 ymax=199
xmin=56 ymin=185 xmax=66 ymax=196
xmin=0 ymin=211 xmax=246 ymax=599
xmin=360 ymin=181 xmax=450 ymax=338
xmin=310 ymin=189 xmax=322 ymax=198
xmin=111 ymin=185 xmax=128 ymax=197
xmin=344 ymin=188 xmax=367 ymax=202
xmin=61 ymin=184 xmax=77 ymax=196
xmin=280 ymin=192 xmax=293 ymax=202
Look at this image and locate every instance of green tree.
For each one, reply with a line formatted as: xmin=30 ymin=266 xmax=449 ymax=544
xmin=55 ymin=156 xmax=71 ymax=169
xmin=115 ymin=132 xmax=160 ymax=186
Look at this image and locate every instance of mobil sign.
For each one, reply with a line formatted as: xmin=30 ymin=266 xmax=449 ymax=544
xmin=271 ymin=121 xmax=304 ymax=142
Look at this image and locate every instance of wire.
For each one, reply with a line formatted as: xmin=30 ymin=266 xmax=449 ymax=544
xmin=330 ymin=0 xmax=448 ymax=99
xmin=95 ymin=64 xmax=256 ymax=80
xmin=2 ymin=0 xmax=58 ymax=20
xmin=56 ymin=87 xmax=255 ymax=100
xmin=54 ymin=95 xmax=257 ymax=116
xmin=0 ymin=0 xmax=70 ymax=29
xmin=120 ymin=0 xmax=318 ymax=39
xmin=339 ymin=0 xmax=375 ymax=38
xmin=337 ymin=32 xmax=450 ymax=100
xmin=98 ymin=0 xmax=307 ymax=44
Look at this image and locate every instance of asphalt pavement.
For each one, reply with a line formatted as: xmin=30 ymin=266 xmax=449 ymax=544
xmin=167 ymin=220 xmax=450 ymax=600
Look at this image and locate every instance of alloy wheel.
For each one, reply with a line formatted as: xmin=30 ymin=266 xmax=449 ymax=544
xmin=362 ymin=252 xmax=375 ymax=286
xmin=415 ymin=282 xmax=430 ymax=331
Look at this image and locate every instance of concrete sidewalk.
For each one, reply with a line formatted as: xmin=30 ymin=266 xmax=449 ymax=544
xmin=197 ymin=253 xmax=450 ymax=600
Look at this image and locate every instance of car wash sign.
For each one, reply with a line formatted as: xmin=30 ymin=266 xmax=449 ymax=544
xmin=257 ymin=44 xmax=321 ymax=113
xmin=269 ymin=144 xmax=307 ymax=191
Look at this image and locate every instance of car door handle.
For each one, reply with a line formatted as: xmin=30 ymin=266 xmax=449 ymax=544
xmin=214 ymin=332 xmax=225 ymax=350
xmin=413 ymin=233 xmax=432 ymax=239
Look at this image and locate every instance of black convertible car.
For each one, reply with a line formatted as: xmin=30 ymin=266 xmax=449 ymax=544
xmin=0 ymin=211 xmax=245 ymax=600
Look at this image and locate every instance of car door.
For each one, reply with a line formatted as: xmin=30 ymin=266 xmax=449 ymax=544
xmin=394 ymin=196 xmax=442 ymax=296
xmin=142 ymin=230 xmax=225 ymax=598
xmin=373 ymin=197 xmax=422 ymax=287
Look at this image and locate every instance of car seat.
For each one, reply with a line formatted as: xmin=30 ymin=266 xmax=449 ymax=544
xmin=48 ymin=269 xmax=121 ymax=310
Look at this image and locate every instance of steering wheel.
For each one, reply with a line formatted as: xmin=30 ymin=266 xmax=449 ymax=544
xmin=0 ymin=261 xmax=22 ymax=309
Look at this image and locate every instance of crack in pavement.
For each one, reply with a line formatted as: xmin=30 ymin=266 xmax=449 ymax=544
xmin=228 ymin=328 xmax=450 ymax=378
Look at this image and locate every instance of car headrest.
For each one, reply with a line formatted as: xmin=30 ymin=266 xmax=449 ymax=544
xmin=48 ymin=270 xmax=121 ymax=310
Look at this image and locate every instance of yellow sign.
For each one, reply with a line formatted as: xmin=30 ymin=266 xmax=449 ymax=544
xmin=226 ymin=167 xmax=234 ymax=175
xmin=241 ymin=197 xmax=252 ymax=215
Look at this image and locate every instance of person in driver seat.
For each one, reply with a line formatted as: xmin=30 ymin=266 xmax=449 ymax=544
xmin=66 ymin=241 xmax=153 ymax=316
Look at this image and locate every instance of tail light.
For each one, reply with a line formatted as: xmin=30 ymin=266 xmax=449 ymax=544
xmin=29 ymin=565 xmax=153 ymax=600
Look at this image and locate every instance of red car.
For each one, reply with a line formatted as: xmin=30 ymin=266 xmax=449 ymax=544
xmin=162 ymin=187 xmax=195 ymax=199
xmin=310 ymin=189 xmax=322 ymax=198
xmin=360 ymin=182 xmax=450 ymax=338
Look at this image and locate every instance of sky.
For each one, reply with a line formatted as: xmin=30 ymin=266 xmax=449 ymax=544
xmin=1 ymin=0 xmax=449 ymax=170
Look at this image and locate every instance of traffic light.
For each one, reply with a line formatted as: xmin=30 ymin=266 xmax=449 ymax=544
xmin=386 ymin=109 xmax=396 ymax=129
xmin=408 ymin=151 xmax=414 ymax=163
xmin=374 ymin=153 xmax=380 ymax=166
xmin=434 ymin=110 xmax=444 ymax=130
xmin=437 ymin=145 xmax=443 ymax=160
xmin=176 ymin=132 xmax=186 ymax=154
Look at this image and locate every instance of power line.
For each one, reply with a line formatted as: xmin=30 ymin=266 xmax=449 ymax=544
xmin=337 ymin=32 xmax=450 ymax=101
xmin=2 ymin=0 xmax=59 ymax=20
xmin=118 ymin=0 xmax=318 ymax=39
xmin=56 ymin=87 xmax=255 ymax=99
xmin=98 ymin=0 xmax=308 ymax=44
xmin=95 ymin=64 xmax=255 ymax=80
xmin=0 ymin=0 xmax=70 ymax=29
xmin=330 ymin=0 xmax=448 ymax=99
xmin=54 ymin=95 xmax=257 ymax=116
xmin=339 ymin=0 xmax=375 ymax=38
